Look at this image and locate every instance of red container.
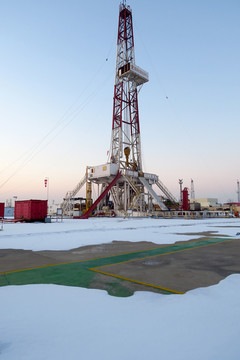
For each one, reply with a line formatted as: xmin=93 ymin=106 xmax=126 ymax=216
xmin=0 ymin=203 xmax=4 ymax=218
xmin=15 ymin=200 xmax=48 ymax=221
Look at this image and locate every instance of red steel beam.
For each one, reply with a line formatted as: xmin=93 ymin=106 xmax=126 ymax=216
xmin=80 ymin=171 xmax=122 ymax=219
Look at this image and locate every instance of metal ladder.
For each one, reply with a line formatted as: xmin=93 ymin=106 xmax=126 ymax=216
xmin=156 ymin=180 xmax=178 ymax=204
xmin=139 ymin=177 xmax=168 ymax=210
xmin=62 ymin=174 xmax=87 ymax=213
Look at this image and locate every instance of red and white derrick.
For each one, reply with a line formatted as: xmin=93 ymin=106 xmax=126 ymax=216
xmin=62 ymin=2 xmax=177 ymax=216
xmin=111 ymin=3 xmax=148 ymax=172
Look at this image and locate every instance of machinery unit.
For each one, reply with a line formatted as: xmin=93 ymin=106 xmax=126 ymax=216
xmin=182 ymin=188 xmax=190 ymax=211
xmin=61 ymin=2 xmax=177 ymax=217
xmin=190 ymin=202 xmax=201 ymax=211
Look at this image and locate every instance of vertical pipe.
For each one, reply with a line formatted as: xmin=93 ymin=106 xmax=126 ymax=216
xmin=124 ymin=181 xmax=127 ymax=211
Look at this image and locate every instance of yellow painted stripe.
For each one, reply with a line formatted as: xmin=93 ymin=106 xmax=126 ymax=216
xmin=90 ymin=268 xmax=184 ymax=295
xmin=0 ymin=237 xmax=236 ymax=276
xmin=89 ymin=239 xmax=237 ymax=295
xmin=0 ymin=236 xmax=221 ymax=276
xmin=0 ymin=261 xmax=80 ymax=275
xmin=0 ymin=244 xmax=177 ymax=275
xmin=95 ymin=238 xmax=236 ymax=270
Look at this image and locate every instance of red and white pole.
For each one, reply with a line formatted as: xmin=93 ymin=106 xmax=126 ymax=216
xmin=44 ymin=178 xmax=49 ymax=212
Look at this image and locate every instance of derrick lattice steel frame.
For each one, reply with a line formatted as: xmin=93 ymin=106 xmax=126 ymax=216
xmin=111 ymin=3 xmax=142 ymax=171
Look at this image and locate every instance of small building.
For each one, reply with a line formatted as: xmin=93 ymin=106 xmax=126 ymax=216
xmin=190 ymin=198 xmax=219 ymax=208
xmin=15 ymin=200 xmax=48 ymax=221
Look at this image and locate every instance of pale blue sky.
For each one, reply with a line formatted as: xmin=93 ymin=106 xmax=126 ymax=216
xmin=0 ymin=0 xmax=240 ymax=203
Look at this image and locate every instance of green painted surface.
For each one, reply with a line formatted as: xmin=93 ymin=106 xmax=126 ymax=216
xmin=0 ymin=237 xmax=232 ymax=297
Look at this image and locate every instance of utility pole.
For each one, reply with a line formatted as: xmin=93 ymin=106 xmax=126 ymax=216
xmin=44 ymin=178 xmax=49 ymax=212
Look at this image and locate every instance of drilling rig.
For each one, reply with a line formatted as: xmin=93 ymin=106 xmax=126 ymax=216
xmin=62 ymin=2 xmax=177 ymax=217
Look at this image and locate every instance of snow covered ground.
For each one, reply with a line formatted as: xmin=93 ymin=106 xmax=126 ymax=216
xmin=1 ymin=217 xmax=240 ymax=359
xmin=0 ymin=217 xmax=240 ymax=251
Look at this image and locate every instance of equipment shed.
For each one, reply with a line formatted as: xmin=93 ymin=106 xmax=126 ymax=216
xmin=15 ymin=200 xmax=47 ymax=221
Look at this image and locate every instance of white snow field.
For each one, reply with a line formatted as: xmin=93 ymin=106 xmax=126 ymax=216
xmin=0 ymin=217 xmax=240 ymax=251
xmin=1 ymin=217 xmax=240 ymax=359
